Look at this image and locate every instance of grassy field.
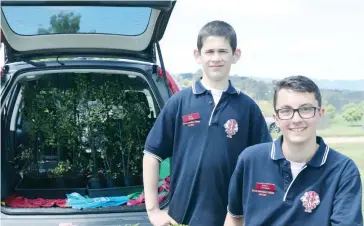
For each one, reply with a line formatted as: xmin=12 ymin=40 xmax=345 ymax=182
xmin=327 ymin=143 xmax=364 ymax=216
xmin=270 ymin=124 xmax=364 ymax=140
xmin=258 ymin=100 xmax=275 ymax=117
xmin=317 ymin=125 xmax=364 ymax=137
xmin=258 ymin=100 xmax=364 ymax=138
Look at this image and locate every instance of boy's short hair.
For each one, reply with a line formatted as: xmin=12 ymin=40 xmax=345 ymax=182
xmin=273 ymin=75 xmax=322 ymax=109
xmin=197 ymin=20 xmax=237 ymax=53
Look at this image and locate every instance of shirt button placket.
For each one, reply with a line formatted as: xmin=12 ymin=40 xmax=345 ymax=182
xmin=207 ymin=93 xmax=216 ymax=126
xmin=283 ymin=160 xmax=292 ymax=201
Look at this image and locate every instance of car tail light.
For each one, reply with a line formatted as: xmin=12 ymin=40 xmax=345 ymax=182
xmin=157 ymin=67 xmax=180 ymax=94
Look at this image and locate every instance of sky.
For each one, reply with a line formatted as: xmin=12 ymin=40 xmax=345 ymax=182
xmin=159 ymin=0 xmax=364 ymax=80
xmin=1 ymin=0 xmax=363 ymax=80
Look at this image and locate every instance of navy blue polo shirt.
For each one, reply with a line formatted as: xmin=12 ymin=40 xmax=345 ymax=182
xmin=144 ymin=80 xmax=272 ymax=225
xmin=228 ymin=136 xmax=363 ymax=226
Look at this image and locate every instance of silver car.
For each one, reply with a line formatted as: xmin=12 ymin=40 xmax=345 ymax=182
xmin=265 ymin=116 xmax=281 ymax=133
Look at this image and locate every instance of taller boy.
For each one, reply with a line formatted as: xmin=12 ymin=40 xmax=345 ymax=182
xmin=143 ymin=20 xmax=272 ymax=226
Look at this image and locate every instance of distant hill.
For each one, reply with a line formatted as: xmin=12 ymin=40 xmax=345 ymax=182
xmin=172 ymin=72 xmax=364 ymax=111
xmin=254 ymin=77 xmax=364 ymax=91
xmin=174 ymin=72 xmax=364 ymax=91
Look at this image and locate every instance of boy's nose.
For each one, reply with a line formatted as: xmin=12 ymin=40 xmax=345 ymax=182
xmin=211 ymin=53 xmax=222 ymax=61
xmin=291 ymin=111 xmax=303 ymax=122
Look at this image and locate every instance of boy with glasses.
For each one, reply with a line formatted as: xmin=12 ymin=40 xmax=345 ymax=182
xmin=224 ymin=75 xmax=363 ymax=226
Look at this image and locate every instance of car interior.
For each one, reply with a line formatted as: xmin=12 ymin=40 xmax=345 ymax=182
xmin=1 ymin=69 xmax=171 ymax=213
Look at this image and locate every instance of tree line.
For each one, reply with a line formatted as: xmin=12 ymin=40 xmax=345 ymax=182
xmin=174 ymin=72 xmax=364 ymax=124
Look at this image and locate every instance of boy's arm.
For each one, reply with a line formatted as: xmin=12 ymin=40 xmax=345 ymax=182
xmin=224 ymin=214 xmax=244 ymax=226
xmin=225 ymin=154 xmax=245 ymax=226
xmin=330 ymin=161 xmax=363 ymax=225
xmin=143 ymin=97 xmax=177 ymax=213
xmin=143 ymin=155 xmax=162 ymax=212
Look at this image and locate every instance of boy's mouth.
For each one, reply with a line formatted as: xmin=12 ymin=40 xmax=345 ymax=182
xmin=289 ymin=127 xmax=307 ymax=132
xmin=210 ymin=65 xmax=223 ymax=71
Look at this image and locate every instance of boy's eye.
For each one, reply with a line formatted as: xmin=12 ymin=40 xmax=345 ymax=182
xmin=300 ymin=107 xmax=313 ymax=112
xmin=279 ymin=109 xmax=292 ymax=115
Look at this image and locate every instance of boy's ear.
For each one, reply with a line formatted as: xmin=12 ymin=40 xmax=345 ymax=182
xmin=194 ymin=49 xmax=202 ymax=64
xmin=318 ymin=107 xmax=326 ymax=119
xmin=232 ymin=48 xmax=241 ymax=64
xmin=273 ymin=113 xmax=281 ymax=130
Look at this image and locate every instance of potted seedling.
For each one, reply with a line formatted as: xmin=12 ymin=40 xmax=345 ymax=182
xmin=22 ymin=82 xmax=56 ymax=183
xmin=116 ymin=90 xmax=151 ymax=186
xmin=51 ymin=160 xmax=72 ymax=188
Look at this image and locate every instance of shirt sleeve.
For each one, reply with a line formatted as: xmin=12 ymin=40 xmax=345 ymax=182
xmin=143 ymin=96 xmax=178 ymax=162
xmin=227 ymin=153 xmax=245 ymax=218
xmin=248 ymin=102 xmax=273 ymax=146
xmin=331 ymin=160 xmax=363 ymax=225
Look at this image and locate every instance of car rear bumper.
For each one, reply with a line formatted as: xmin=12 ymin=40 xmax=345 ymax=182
xmin=1 ymin=211 xmax=152 ymax=226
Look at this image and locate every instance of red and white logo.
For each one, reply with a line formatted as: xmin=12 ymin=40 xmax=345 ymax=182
xmin=300 ymin=191 xmax=320 ymax=213
xmin=224 ymin=119 xmax=238 ymax=138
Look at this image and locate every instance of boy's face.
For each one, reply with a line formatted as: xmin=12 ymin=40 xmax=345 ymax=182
xmin=274 ymin=88 xmax=325 ymax=145
xmin=194 ymin=36 xmax=240 ymax=83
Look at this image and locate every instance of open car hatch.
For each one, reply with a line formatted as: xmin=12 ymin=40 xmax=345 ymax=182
xmin=0 ymin=0 xmax=176 ymax=62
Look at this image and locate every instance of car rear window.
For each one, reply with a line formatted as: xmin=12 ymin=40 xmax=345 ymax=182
xmin=2 ymin=6 xmax=151 ymax=36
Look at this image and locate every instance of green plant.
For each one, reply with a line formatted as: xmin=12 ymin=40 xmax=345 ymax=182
xmin=325 ymin=104 xmax=336 ymax=120
xmin=13 ymin=144 xmax=33 ymax=171
xmin=52 ymin=160 xmax=72 ymax=177
xmin=342 ymin=106 xmax=363 ymax=124
xmin=18 ymin=73 xmax=154 ymax=186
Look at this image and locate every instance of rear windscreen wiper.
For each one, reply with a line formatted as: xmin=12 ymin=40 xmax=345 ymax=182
xmin=24 ymin=60 xmax=46 ymax=67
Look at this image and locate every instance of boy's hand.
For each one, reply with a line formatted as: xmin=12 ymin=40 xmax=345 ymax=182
xmin=148 ymin=209 xmax=178 ymax=226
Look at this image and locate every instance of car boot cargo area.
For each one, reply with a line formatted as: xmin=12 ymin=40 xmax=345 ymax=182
xmin=1 ymin=70 xmax=170 ymax=213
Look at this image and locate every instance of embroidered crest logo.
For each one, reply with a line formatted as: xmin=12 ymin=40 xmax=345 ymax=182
xmin=224 ymin=119 xmax=238 ymax=138
xmin=300 ymin=191 xmax=320 ymax=213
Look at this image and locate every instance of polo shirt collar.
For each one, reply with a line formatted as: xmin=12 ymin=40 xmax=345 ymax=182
xmin=271 ymin=135 xmax=330 ymax=167
xmin=192 ymin=79 xmax=240 ymax=95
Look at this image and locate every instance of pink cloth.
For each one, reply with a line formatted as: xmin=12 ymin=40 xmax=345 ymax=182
xmin=127 ymin=176 xmax=170 ymax=206
xmin=3 ymin=195 xmax=69 ymax=208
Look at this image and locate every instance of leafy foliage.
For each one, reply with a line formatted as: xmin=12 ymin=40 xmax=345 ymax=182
xmin=325 ymin=104 xmax=336 ymax=120
xmin=342 ymin=105 xmax=364 ymax=124
xmin=37 ymin=12 xmax=81 ymax=34
xmin=17 ymin=73 xmax=154 ymax=184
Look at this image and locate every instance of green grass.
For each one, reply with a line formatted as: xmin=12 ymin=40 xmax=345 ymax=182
xmin=258 ymin=100 xmax=364 ymax=138
xmin=270 ymin=124 xmax=364 ymax=139
xmin=258 ymin=100 xmax=275 ymax=117
xmin=326 ymin=143 xmax=364 ymax=216
xmin=317 ymin=125 xmax=364 ymax=137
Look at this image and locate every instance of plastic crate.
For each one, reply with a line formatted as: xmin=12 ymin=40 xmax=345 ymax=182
xmin=15 ymin=177 xmax=87 ymax=199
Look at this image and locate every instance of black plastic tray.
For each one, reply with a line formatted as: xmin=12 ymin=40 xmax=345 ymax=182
xmin=87 ymin=185 xmax=143 ymax=198
xmin=15 ymin=177 xmax=87 ymax=199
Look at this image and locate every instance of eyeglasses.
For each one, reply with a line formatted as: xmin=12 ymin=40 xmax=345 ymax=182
xmin=275 ymin=106 xmax=320 ymax=120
